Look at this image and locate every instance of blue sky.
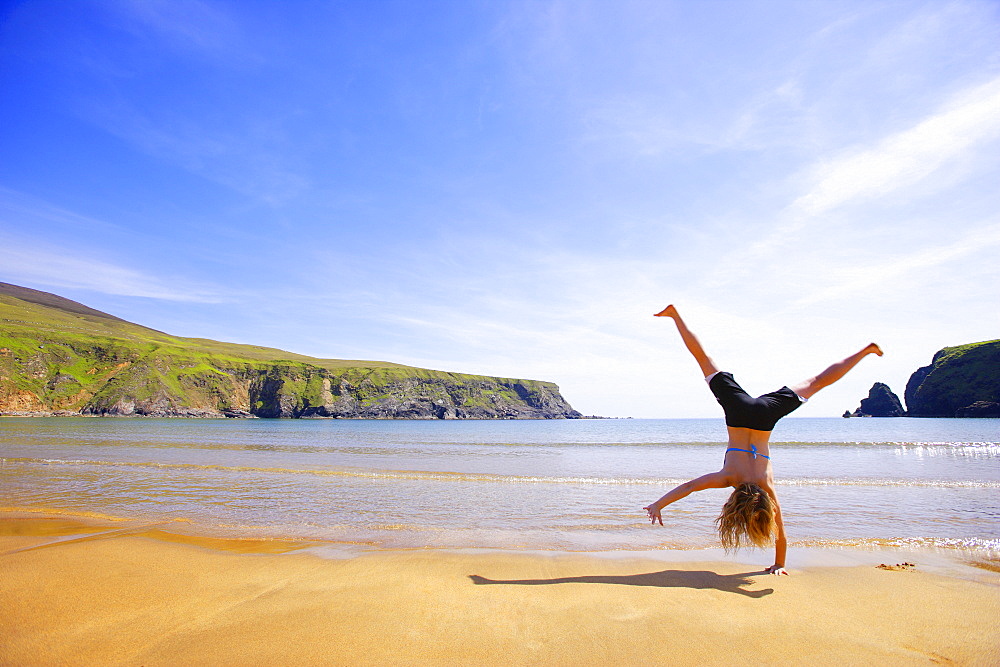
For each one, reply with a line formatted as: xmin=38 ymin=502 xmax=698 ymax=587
xmin=2 ymin=0 xmax=999 ymax=417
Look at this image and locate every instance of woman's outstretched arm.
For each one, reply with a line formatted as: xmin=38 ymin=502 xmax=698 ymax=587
xmin=767 ymin=500 xmax=788 ymax=575
xmin=644 ymin=471 xmax=731 ymax=525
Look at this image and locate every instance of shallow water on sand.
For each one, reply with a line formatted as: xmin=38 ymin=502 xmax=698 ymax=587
xmin=1 ymin=417 xmax=997 ymax=560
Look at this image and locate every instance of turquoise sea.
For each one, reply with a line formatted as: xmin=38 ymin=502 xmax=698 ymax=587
xmin=1 ymin=417 xmax=997 ymax=561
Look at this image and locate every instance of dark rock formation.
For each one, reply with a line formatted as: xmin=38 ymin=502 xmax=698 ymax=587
xmin=850 ymin=382 xmax=904 ymax=417
xmin=905 ymin=340 xmax=1000 ymax=417
xmin=234 ymin=366 xmax=581 ymax=420
xmin=954 ymin=401 xmax=1000 ymax=418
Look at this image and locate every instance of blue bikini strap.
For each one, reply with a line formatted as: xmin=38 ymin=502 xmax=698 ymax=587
xmin=725 ymin=444 xmax=771 ymax=460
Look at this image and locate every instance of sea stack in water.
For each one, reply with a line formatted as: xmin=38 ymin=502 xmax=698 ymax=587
xmin=850 ymin=382 xmax=904 ymax=417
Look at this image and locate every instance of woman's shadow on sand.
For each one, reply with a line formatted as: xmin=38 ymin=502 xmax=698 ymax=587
xmin=469 ymin=569 xmax=774 ymax=598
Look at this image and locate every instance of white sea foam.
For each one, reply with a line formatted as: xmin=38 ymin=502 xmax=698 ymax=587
xmin=8 ymin=457 xmax=999 ymax=489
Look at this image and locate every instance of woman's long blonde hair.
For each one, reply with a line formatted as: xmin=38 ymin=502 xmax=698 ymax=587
xmin=715 ymin=483 xmax=776 ymax=551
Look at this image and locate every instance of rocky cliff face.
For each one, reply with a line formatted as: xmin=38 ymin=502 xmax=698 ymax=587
xmin=850 ymin=382 xmax=904 ymax=417
xmin=904 ymin=340 xmax=1000 ymax=418
xmin=246 ymin=367 xmax=577 ymax=419
xmin=70 ymin=361 xmax=580 ymax=419
xmin=0 ymin=285 xmax=581 ymax=420
xmin=1 ymin=339 xmax=581 ymax=420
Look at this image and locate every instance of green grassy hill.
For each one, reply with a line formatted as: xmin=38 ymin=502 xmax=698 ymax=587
xmin=904 ymin=339 xmax=1000 ymax=417
xmin=0 ymin=282 xmax=580 ymax=419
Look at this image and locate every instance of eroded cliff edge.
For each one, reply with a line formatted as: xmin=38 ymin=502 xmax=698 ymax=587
xmin=0 ymin=283 xmax=581 ymax=419
xmin=904 ymin=339 xmax=1000 ymax=418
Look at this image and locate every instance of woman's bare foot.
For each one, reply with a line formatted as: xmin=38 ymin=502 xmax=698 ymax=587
xmin=865 ymin=343 xmax=884 ymax=357
xmin=654 ymin=305 xmax=678 ymax=318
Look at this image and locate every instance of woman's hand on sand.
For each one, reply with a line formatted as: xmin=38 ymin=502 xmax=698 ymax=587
xmin=766 ymin=565 xmax=788 ymax=576
xmin=644 ymin=505 xmax=663 ymax=526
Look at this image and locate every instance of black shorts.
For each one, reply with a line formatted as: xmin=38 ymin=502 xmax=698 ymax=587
xmin=708 ymin=372 xmax=803 ymax=432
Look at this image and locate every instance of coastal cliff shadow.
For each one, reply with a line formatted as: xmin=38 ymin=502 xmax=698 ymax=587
xmin=469 ymin=569 xmax=773 ymax=598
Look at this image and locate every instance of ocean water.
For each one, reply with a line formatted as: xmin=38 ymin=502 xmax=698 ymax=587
xmin=1 ymin=417 xmax=997 ymax=560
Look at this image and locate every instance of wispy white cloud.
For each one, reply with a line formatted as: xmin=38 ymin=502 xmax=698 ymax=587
xmin=578 ymin=71 xmax=811 ymax=157
xmin=72 ymin=2 xmax=303 ymax=205
xmin=789 ymin=75 xmax=1000 ymax=217
xmin=793 ymin=221 xmax=1000 ymax=307
xmin=725 ymin=74 xmax=1000 ymax=271
xmin=100 ymin=0 xmax=245 ymax=57
xmin=577 ymin=2 xmax=1000 ymax=163
xmin=0 ymin=190 xmax=224 ymax=302
xmin=80 ymin=98 xmax=311 ymax=205
xmin=0 ymin=240 xmax=225 ymax=303
xmin=0 ymin=187 xmax=123 ymax=235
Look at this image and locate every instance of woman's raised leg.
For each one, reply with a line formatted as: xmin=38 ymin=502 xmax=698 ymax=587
xmin=791 ymin=343 xmax=883 ymax=400
xmin=655 ymin=305 xmax=719 ymax=377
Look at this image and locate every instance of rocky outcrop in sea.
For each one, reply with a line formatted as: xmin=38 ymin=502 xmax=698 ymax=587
xmin=847 ymin=339 xmax=999 ymax=418
xmin=849 ymin=382 xmax=904 ymax=417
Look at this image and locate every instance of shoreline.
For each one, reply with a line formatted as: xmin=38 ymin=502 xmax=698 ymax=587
xmin=3 ymin=509 xmax=997 ymax=581
xmin=3 ymin=513 xmax=999 ymax=665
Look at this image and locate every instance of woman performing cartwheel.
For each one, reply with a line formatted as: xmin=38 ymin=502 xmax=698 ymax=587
xmin=643 ymin=305 xmax=882 ymax=575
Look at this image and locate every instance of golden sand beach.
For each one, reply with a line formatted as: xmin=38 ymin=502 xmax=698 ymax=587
xmin=2 ymin=514 xmax=998 ymax=666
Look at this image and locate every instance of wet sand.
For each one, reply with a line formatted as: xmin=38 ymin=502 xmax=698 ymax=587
xmin=2 ymin=514 xmax=998 ymax=665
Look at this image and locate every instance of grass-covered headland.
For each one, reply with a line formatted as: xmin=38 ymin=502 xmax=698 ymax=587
xmin=904 ymin=339 xmax=1000 ymax=418
xmin=0 ymin=283 xmax=581 ymax=419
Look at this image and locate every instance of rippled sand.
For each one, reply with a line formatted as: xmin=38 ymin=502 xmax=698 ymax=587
xmin=2 ymin=513 xmax=998 ymax=665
